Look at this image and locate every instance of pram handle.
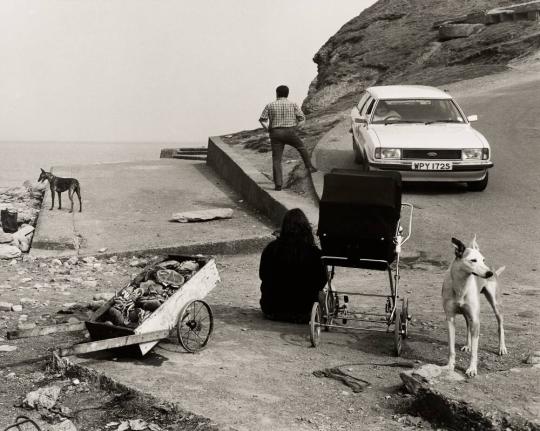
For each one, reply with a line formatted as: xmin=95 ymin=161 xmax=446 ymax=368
xmin=395 ymin=203 xmax=414 ymax=250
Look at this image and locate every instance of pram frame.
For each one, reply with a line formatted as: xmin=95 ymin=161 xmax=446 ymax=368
xmin=310 ymin=203 xmax=413 ymax=356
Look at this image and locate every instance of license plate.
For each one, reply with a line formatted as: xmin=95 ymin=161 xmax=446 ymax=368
xmin=412 ymin=161 xmax=452 ymax=171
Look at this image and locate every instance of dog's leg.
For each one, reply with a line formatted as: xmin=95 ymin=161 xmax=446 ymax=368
xmin=76 ymin=185 xmax=82 ymax=212
xmin=58 ymin=192 xmax=63 ymax=209
xmin=463 ymin=307 xmax=480 ymax=377
xmin=444 ymin=315 xmax=456 ymax=370
xmin=461 ymin=314 xmax=472 ymax=352
xmin=483 ymin=285 xmax=507 ymax=355
xmin=68 ymin=189 xmax=74 ymax=213
xmin=50 ymin=186 xmax=55 ymax=210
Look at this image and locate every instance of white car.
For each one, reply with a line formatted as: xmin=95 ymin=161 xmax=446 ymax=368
xmin=351 ymin=85 xmax=493 ymax=191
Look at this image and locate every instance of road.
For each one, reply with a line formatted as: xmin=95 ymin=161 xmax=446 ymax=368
xmin=312 ymin=70 xmax=540 ymax=288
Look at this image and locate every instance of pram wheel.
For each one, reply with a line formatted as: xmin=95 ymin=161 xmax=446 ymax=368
xmin=177 ymin=300 xmax=214 ymax=353
xmin=309 ymin=302 xmax=322 ymax=347
xmin=402 ymin=298 xmax=409 ymax=339
xmin=394 ymin=312 xmax=402 ymax=356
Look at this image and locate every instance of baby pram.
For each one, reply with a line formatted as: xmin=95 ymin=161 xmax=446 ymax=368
xmin=310 ymin=170 xmax=413 ymax=356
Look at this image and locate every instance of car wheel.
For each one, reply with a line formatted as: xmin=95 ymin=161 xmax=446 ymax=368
xmin=352 ymin=137 xmax=369 ymax=171
xmin=467 ymin=172 xmax=489 ymax=192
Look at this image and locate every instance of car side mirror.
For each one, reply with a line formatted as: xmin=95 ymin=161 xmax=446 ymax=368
xmin=467 ymin=114 xmax=478 ymax=122
xmin=354 ymin=116 xmax=367 ymax=124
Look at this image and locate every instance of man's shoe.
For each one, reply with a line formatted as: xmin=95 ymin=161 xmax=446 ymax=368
xmin=275 ymin=186 xmax=282 ymax=191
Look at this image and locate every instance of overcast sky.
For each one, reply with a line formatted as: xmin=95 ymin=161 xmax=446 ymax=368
xmin=0 ymin=1 xmax=375 ymax=143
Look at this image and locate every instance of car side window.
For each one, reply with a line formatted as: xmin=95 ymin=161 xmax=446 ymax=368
xmin=360 ymin=97 xmax=373 ymax=116
xmin=365 ymin=99 xmax=376 ymax=116
xmin=357 ymin=93 xmax=370 ymax=113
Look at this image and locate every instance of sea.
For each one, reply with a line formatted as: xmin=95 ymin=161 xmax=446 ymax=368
xmin=0 ymin=141 xmax=204 ymax=188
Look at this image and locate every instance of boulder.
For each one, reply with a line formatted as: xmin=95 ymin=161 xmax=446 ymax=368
xmin=22 ymin=385 xmax=61 ymax=410
xmin=0 ymin=244 xmax=22 ymax=259
xmin=0 ymin=230 xmax=13 ymax=244
xmin=400 ymin=364 xmax=465 ymax=395
xmin=0 ymin=301 xmax=14 ymax=311
xmin=439 ymin=23 xmax=485 ymax=41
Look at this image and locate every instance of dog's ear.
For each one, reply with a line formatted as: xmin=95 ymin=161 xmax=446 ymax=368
xmin=469 ymin=234 xmax=479 ymax=250
xmin=451 ymin=237 xmax=466 ymax=258
xmin=40 ymin=168 xmax=45 ymax=173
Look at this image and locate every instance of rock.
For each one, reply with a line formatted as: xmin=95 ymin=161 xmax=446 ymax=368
xmin=178 ymin=260 xmax=199 ymax=272
xmin=0 ymin=345 xmax=17 ymax=352
xmin=128 ymin=419 xmax=148 ymax=431
xmin=82 ymin=280 xmax=98 ymax=288
xmin=0 ymin=230 xmax=14 ymax=244
xmin=17 ymin=322 xmax=36 ymax=330
xmin=108 ymin=256 xmax=118 ymax=263
xmin=0 ymin=301 xmax=14 ymax=311
xmin=98 ymin=247 xmax=108 ymax=253
xmin=67 ymin=317 xmax=80 ymax=324
xmin=67 ymin=256 xmax=78 ymax=265
xmin=72 ymin=378 xmax=80 ymax=385
xmin=21 ymin=277 xmax=33 ymax=283
xmin=11 ymin=304 xmax=23 ymax=312
xmin=171 ymin=207 xmax=233 ymax=223
xmin=400 ymin=364 xmax=465 ymax=395
xmin=23 ymin=385 xmax=61 ymax=410
xmin=82 ymin=256 xmax=96 ymax=264
xmin=0 ymin=244 xmax=22 ymax=259
xmin=93 ymin=292 xmax=114 ymax=301
xmin=525 ymin=351 xmax=540 ymax=364
xmin=439 ymin=23 xmax=485 ymax=41
xmin=48 ymin=419 xmax=77 ymax=431
xmin=51 ymin=259 xmax=63 ymax=266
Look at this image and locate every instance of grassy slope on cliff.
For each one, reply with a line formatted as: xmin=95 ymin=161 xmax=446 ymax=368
xmin=222 ymin=0 xmax=540 ymax=193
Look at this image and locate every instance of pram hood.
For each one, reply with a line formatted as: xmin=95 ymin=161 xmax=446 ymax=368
xmin=318 ymin=170 xmax=402 ymax=264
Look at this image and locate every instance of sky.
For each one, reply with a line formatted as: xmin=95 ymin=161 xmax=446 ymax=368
xmin=0 ymin=1 xmax=375 ymax=144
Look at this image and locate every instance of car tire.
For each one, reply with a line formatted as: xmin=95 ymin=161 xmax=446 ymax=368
xmin=352 ymin=137 xmax=369 ymax=171
xmin=467 ymin=172 xmax=489 ymax=192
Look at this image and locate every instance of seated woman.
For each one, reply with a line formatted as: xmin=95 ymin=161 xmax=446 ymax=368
xmin=259 ymin=208 xmax=327 ymax=323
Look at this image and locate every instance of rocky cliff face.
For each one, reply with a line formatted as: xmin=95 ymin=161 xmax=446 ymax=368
xmin=303 ymin=0 xmax=540 ymax=114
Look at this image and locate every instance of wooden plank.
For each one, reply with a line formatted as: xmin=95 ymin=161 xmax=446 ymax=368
xmin=136 ymin=258 xmax=220 ymax=355
xmin=7 ymin=322 xmax=86 ymax=340
xmin=58 ymin=329 xmax=171 ymax=357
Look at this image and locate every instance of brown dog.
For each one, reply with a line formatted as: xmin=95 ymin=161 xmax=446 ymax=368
xmin=38 ymin=169 xmax=82 ymax=213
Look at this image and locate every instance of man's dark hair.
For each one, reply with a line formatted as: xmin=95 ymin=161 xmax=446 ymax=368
xmin=276 ymin=85 xmax=289 ymax=98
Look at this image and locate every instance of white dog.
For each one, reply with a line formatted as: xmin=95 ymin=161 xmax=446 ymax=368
xmin=442 ymin=236 xmax=507 ymax=377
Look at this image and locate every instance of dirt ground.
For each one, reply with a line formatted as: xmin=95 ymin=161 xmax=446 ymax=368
xmin=1 ymin=250 xmax=538 ymax=430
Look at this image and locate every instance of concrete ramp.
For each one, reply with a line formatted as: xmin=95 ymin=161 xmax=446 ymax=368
xmin=31 ymin=159 xmax=273 ymax=257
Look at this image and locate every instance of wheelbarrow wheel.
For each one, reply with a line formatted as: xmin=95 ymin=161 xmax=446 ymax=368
xmin=309 ymin=302 xmax=322 ymax=347
xmin=177 ymin=300 xmax=214 ymax=353
xmin=394 ymin=311 xmax=402 ymax=357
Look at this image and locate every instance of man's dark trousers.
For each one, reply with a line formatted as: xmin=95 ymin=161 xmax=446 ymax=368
xmin=269 ymin=127 xmax=312 ymax=189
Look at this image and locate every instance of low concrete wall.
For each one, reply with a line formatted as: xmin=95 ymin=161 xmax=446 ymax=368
xmin=207 ymin=136 xmax=288 ymax=226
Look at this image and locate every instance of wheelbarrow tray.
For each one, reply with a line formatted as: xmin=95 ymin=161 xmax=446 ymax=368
xmin=86 ymin=254 xmax=220 ymax=356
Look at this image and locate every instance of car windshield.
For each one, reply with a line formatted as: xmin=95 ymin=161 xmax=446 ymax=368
xmin=371 ymin=99 xmax=464 ymax=124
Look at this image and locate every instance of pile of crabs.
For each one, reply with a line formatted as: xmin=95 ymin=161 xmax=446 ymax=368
xmin=103 ymin=259 xmax=200 ymax=328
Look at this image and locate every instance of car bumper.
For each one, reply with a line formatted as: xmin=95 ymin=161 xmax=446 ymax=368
xmin=368 ymin=161 xmax=493 ymax=182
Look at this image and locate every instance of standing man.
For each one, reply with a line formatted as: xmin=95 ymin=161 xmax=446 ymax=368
xmin=259 ymin=85 xmax=317 ymax=191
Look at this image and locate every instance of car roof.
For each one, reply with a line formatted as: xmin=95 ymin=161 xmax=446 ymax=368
xmin=366 ymin=85 xmax=452 ymax=100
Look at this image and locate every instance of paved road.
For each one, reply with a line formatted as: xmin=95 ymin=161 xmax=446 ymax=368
xmin=312 ymin=73 xmax=540 ymax=288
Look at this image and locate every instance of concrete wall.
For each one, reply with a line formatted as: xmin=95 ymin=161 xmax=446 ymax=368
xmin=206 ymin=136 xmax=288 ymax=226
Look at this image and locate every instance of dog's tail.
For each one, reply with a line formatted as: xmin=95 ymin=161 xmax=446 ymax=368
xmin=494 ymin=266 xmax=506 ymax=277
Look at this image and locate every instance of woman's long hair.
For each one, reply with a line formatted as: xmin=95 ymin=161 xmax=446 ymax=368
xmin=279 ymin=208 xmax=315 ymax=248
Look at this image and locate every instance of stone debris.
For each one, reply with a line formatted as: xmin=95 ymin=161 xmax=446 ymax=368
xmin=23 ymin=385 xmax=62 ymax=410
xmin=11 ymin=304 xmax=23 ymax=312
xmin=171 ymin=207 xmax=233 ymax=223
xmin=17 ymin=322 xmax=37 ymax=331
xmin=0 ymin=344 xmax=18 ymax=352
xmin=113 ymin=419 xmax=161 ymax=431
